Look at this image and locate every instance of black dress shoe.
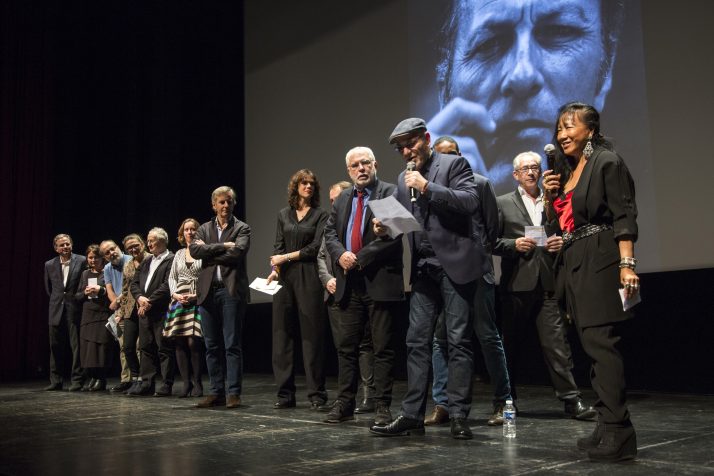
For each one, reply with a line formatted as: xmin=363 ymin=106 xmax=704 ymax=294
xmin=90 ymin=379 xmax=106 ymax=392
xmin=68 ymin=382 xmax=84 ymax=392
xmin=310 ymin=401 xmax=329 ymax=411
xmin=355 ymin=397 xmax=375 ymax=414
xmin=110 ymin=381 xmax=133 ymax=393
xmin=81 ymin=379 xmax=96 ymax=392
xmin=565 ymin=398 xmax=597 ymax=421
xmin=450 ymin=418 xmax=473 ymax=440
xmin=373 ymin=402 xmax=392 ymax=425
xmin=324 ymin=400 xmax=354 ymax=423
xmin=44 ymin=383 xmax=63 ymax=391
xmin=273 ymin=400 xmax=296 ymax=409
xmin=154 ymin=383 xmax=173 ymax=397
xmin=588 ymin=423 xmax=637 ymax=462
xmin=127 ymin=383 xmax=154 ymax=396
xmin=369 ymin=415 xmax=425 ymax=436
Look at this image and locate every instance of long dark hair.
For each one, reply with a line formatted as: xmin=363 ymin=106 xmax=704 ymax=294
xmin=287 ymin=169 xmax=321 ymax=209
xmin=551 ymin=102 xmax=614 ymax=189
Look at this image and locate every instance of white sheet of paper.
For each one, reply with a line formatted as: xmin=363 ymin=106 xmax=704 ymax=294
xmin=88 ymin=277 xmax=98 ymax=299
xmin=619 ymin=288 xmax=642 ymax=311
xmin=250 ymin=277 xmax=282 ymax=296
xmin=367 ymin=196 xmax=422 ymax=239
xmin=105 ymin=314 xmax=120 ymax=341
xmin=524 ymin=226 xmax=547 ymax=247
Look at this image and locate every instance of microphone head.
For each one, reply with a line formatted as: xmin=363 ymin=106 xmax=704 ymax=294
xmin=406 ymin=161 xmax=416 ymax=171
xmin=543 ymin=144 xmax=556 ymax=156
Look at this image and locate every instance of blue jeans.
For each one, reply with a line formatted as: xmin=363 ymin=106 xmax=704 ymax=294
xmin=200 ymin=287 xmax=245 ymax=396
xmin=431 ymin=277 xmax=512 ymax=408
xmin=401 ymin=267 xmax=474 ymax=420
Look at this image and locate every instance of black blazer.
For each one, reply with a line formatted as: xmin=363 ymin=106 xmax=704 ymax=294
xmin=44 ymin=253 xmax=86 ymax=325
xmin=324 ymin=179 xmax=404 ymax=303
xmin=557 ymin=148 xmax=638 ymax=327
xmin=494 ymin=189 xmax=559 ymax=292
xmin=190 ymin=215 xmax=251 ymax=305
xmin=395 ymin=152 xmax=480 ymax=285
xmin=130 ymin=252 xmax=174 ymax=321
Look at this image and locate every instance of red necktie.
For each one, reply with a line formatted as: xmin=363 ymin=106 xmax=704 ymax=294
xmin=350 ymin=190 xmax=364 ymax=253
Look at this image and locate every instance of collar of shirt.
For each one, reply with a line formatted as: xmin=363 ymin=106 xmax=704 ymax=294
xmin=152 ymin=250 xmax=169 ymax=262
xmin=354 ymin=185 xmax=373 ymax=198
xmin=518 ymin=185 xmax=543 ymax=203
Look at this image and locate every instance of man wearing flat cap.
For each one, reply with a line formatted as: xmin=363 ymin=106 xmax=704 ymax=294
xmin=369 ymin=117 xmax=481 ymax=440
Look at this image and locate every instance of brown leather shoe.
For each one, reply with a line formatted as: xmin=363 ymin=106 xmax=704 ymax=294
xmin=226 ymin=395 xmax=241 ymax=409
xmin=424 ymin=405 xmax=449 ymax=426
xmin=195 ymin=395 xmax=226 ymax=408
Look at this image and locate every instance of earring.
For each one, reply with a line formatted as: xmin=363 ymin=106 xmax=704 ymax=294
xmin=583 ymin=136 xmax=594 ymax=158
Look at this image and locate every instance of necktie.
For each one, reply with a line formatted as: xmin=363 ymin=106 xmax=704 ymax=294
xmin=351 ymin=190 xmax=364 ymax=253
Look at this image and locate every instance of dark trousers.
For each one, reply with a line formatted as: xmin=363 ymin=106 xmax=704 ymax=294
xmin=200 ymin=287 xmax=245 ymax=396
xmin=272 ymin=278 xmax=327 ymax=404
xmin=138 ymin=315 xmax=176 ymax=385
xmin=358 ymin=319 xmax=375 ymax=398
xmin=401 ymin=268 xmax=474 ymax=420
xmin=329 ymin=282 xmax=396 ymax=407
xmin=578 ymin=323 xmax=630 ymax=424
xmin=123 ymin=315 xmax=140 ymax=378
xmin=48 ymin=306 xmax=83 ymax=385
xmin=501 ymin=288 xmax=580 ymax=401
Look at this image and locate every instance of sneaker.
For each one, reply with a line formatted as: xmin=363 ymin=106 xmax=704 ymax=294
xmin=374 ymin=402 xmax=393 ymax=425
xmin=324 ymin=400 xmax=355 ymax=423
xmin=487 ymin=404 xmax=505 ymax=426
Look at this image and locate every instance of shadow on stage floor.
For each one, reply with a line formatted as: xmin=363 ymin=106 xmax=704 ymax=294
xmin=1 ymin=375 xmax=712 ymax=475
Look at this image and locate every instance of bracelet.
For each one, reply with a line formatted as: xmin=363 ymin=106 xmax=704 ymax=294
xmin=619 ymin=257 xmax=637 ymax=269
xmin=421 ymin=181 xmax=429 ymax=194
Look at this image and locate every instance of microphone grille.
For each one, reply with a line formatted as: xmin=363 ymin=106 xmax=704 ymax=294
xmin=543 ymin=144 xmax=556 ymax=155
xmin=406 ymin=161 xmax=416 ymax=171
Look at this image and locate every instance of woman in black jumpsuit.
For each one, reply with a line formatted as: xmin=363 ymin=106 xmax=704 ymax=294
xmin=267 ymin=169 xmax=328 ymax=409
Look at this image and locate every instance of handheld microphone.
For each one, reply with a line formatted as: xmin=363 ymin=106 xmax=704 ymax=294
xmin=543 ymin=144 xmax=556 ymax=170
xmin=406 ymin=161 xmax=417 ymax=202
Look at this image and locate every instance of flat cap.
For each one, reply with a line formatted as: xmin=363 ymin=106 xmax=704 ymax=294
xmin=388 ymin=117 xmax=427 ymax=143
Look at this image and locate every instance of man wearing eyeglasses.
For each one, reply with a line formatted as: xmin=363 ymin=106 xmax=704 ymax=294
xmin=493 ymin=151 xmax=595 ymax=420
xmin=370 ymin=118 xmax=482 ymax=440
xmin=323 ymin=147 xmax=404 ymax=426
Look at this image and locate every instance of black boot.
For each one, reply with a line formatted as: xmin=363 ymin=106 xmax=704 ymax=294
xmin=587 ymin=422 xmax=637 ymax=462
xmin=577 ymin=419 xmax=604 ymax=450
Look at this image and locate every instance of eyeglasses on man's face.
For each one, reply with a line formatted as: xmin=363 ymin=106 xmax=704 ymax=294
xmin=393 ymin=135 xmax=422 ymax=153
xmin=348 ymin=158 xmax=374 ymax=170
xmin=516 ymin=165 xmax=541 ymax=174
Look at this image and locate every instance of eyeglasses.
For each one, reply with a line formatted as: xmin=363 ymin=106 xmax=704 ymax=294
xmin=348 ymin=158 xmax=374 ymax=170
xmin=393 ymin=135 xmax=422 ymax=153
xmin=516 ymin=165 xmax=541 ymax=174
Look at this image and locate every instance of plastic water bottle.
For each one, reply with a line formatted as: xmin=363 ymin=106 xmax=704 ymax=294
xmin=503 ymin=399 xmax=516 ymax=438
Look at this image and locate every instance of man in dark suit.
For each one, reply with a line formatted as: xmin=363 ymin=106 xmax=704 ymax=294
xmin=323 ymin=147 xmax=404 ymax=425
xmin=44 ymin=234 xmax=86 ymax=391
xmin=494 ymin=151 xmax=594 ymax=419
xmin=190 ymin=186 xmax=251 ymax=409
xmin=127 ymin=227 xmax=175 ymax=396
xmin=370 ymin=118 xmax=480 ymax=440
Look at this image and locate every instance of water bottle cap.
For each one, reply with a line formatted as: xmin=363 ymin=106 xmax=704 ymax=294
xmin=506 ymin=399 xmax=513 ymax=404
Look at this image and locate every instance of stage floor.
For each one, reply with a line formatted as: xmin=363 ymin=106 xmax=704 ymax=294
xmin=1 ymin=375 xmax=712 ymax=475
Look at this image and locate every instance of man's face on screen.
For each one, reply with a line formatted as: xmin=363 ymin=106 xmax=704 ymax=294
xmin=444 ymin=0 xmax=610 ymax=181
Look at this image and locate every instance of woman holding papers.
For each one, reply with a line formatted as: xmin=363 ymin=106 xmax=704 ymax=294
xmin=75 ymin=244 xmax=112 ymax=391
xmin=164 ymin=218 xmax=205 ymax=398
xmin=542 ymin=102 xmax=640 ymax=462
xmin=266 ymin=169 xmax=329 ymax=410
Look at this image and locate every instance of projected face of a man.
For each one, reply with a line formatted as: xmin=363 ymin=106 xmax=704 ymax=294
xmin=440 ymin=0 xmax=612 ymax=187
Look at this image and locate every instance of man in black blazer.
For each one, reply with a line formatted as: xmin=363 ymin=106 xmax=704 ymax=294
xmin=190 ymin=186 xmax=251 ymax=409
xmin=494 ymin=151 xmax=594 ymax=419
xmin=370 ymin=118 xmax=480 ymax=440
xmin=44 ymin=234 xmax=86 ymax=391
xmin=324 ymin=147 xmax=404 ymax=425
xmin=128 ymin=227 xmax=175 ymax=396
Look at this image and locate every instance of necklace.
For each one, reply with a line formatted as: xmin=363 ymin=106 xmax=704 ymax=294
xmin=296 ymin=207 xmax=310 ymax=221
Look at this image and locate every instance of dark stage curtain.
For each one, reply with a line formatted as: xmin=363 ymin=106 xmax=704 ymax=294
xmin=0 ymin=2 xmax=245 ymax=381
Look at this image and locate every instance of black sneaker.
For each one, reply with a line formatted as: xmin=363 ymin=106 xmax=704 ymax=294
xmin=374 ymin=402 xmax=393 ymax=425
xmin=324 ymin=400 xmax=355 ymax=423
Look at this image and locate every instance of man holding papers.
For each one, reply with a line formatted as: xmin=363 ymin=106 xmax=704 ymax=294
xmin=493 ymin=151 xmax=595 ymax=420
xmin=323 ymin=147 xmax=404 ymax=426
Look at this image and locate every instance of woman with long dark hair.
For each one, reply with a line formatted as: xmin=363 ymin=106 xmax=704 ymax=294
xmin=543 ymin=102 xmax=639 ymax=462
xmin=266 ymin=169 xmax=328 ymax=410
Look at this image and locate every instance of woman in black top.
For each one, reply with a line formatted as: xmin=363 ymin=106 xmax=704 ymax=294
xmin=75 ymin=244 xmax=112 ymax=391
xmin=267 ymin=169 xmax=328 ymax=409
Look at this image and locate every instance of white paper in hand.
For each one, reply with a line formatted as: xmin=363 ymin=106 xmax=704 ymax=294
xmin=250 ymin=277 xmax=282 ymax=296
xmin=366 ymin=196 xmax=422 ymax=239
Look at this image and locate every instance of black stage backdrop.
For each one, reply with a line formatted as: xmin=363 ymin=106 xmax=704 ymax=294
xmin=1 ymin=2 xmax=245 ymax=381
